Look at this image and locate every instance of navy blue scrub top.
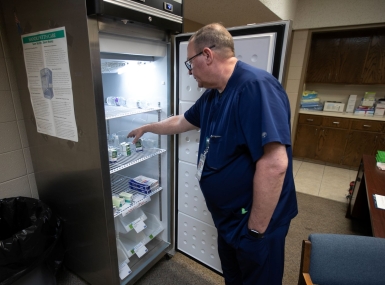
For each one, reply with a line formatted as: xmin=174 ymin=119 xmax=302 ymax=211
xmin=184 ymin=61 xmax=298 ymax=247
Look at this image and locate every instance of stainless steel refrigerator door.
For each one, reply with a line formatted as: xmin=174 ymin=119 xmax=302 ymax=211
xmin=174 ymin=21 xmax=292 ymax=273
xmin=1 ymin=1 xmax=119 ymax=284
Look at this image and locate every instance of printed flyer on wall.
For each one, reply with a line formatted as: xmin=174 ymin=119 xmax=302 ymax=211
xmin=21 ymin=27 xmax=78 ymax=142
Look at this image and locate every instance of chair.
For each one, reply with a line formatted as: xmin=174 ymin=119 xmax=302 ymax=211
xmin=298 ymin=233 xmax=385 ymax=285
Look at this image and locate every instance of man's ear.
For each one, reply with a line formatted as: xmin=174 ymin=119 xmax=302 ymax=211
xmin=203 ymin=47 xmax=214 ymax=64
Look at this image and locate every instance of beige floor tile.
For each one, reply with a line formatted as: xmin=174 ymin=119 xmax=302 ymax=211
xmin=292 ymin=160 xmax=357 ymax=203
xmin=319 ymin=183 xmax=349 ymax=203
xmin=349 ymin=169 xmax=358 ymax=182
xmin=299 ymin=161 xmax=325 ymax=172
xmin=295 ymin=162 xmax=324 ymax=182
xmin=293 ymin=159 xmax=302 ymax=177
xmin=323 ymin=166 xmax=350 ymax=179
xmin=294 ymin=176 xmax=321 ymax=196
xmin=321 ymin=167 xmax=351 ymax=189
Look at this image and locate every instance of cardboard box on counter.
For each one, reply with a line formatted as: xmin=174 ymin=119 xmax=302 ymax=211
xmin=354 ymin=109 xmax=374 ymax=116
xmin=324 ymin=101 xmax=345 ymax=112
xmin=346 ymin=95 xmax=357 ymax=113
xmin=374 ymin=102 xmax=385 ymax=116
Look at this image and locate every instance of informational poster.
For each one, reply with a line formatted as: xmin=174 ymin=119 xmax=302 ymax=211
xmin=21 ymin=27 xmax=78 ymax=142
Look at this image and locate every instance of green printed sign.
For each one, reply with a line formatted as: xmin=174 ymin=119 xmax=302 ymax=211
xmin=129 ymin=224 xmax=133 ymax=229
xmin=131 ymin=249 xmax=135 ymax=254
xmin=23 ymin=30 xmax=65 ymax=44
xmin=149 ymin=234 xmax=154 ymax=239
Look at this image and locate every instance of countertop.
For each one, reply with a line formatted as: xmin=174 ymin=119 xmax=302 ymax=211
xmin=299 ymin=109 xmax=385 ymax=121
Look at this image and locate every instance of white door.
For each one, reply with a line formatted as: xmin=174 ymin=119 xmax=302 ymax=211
xmin=175 ymin=21 xmax=291 ymax=272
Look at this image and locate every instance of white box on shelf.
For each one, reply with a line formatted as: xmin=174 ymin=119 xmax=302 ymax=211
xmin=346 ymin=95 xmax=357 ymax=113
xmin=354 ymin=110 xmax=374 ymax=116
xmin=324 ymin=101 xmax=345 ymax=112
xmin=374 ymin=103 xmax=385 ymax=116
xmin=362 ymin=99 xmax=375 ymax=107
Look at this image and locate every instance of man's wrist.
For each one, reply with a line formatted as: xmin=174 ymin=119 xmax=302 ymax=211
xmin=248 ymin=228 xmax=264 ymax=238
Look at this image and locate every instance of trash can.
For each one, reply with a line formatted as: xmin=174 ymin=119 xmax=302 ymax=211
xmin=0 ymin=196 xmax=63 ymax=285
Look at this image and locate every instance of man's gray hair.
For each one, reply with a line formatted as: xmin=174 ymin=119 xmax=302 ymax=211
xmin=189 ymin=23 xmax=235 ymax=57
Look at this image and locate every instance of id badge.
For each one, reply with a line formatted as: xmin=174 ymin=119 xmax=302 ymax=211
xmin=195 ymin=152 xmax=206 ymax=181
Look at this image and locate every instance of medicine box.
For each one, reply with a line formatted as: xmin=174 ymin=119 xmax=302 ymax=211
xmin=345 ymin=95 xmax=357 ymax=113
xmin=375 ymin=102 xmax=385 ymax=116
xmin=324 ymin=101 xmax=345 ymax=112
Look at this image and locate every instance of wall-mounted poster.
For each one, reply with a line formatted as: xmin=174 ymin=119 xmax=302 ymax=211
xmin=21 ymin=27 xmax=78 ymax=142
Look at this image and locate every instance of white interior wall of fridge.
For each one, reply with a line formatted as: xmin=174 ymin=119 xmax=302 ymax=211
xmin=176 ymin=32 xmax=277 ymax=272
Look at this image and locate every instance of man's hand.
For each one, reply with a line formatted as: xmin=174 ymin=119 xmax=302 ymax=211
xmin=126 ymin=115 xmax=197 ymax=144
xmin=127 ymin=127 xmax=145 ymax=144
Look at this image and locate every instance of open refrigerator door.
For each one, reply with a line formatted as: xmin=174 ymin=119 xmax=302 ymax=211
xmin=174 ymin=21 xmax=291 ymax=273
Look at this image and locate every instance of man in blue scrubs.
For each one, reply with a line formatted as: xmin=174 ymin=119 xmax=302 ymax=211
xmin=128 ymin=23 xmax=298 ymax=285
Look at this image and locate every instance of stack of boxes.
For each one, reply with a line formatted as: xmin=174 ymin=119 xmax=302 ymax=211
xmin=354 ymin=92 xmax=376 ymax=116
xmin=375 ymin=99 xmax=385 ymax=116
xmin=300 ymin=90 xmax=323 ymax=110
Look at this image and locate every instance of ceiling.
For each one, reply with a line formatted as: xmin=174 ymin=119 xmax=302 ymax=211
xmin=183 ymin=0 xmax=281 ymax=28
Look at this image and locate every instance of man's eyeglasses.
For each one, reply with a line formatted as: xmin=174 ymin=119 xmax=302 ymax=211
xmin=185 ymin=45 xmax=215 ymax=71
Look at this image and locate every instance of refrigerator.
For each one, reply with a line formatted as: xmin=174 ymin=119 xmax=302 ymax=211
xmin=0 ymin=0 xmax=291 ymax=284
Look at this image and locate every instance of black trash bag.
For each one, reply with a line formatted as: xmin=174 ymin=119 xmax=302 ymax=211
xmin=0 ymin=197 xmax=63 ymax=284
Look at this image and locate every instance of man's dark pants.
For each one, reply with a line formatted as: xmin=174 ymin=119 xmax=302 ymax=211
xmin=218 ymin=222 xmax=291 ymax=285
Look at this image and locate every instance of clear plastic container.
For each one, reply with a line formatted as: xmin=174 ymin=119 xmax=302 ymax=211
xmin=105 ymin=97 xmax=127 ymax=107
xmin=117 ymin=212 xmax=163 ymax=258
xmin=116 ymin=208 xmax=147 ymax=234
xmin=116 ymin=240 xmax=129 ymax=267
xmin=141 ymin=212 xmax=164 ymax=244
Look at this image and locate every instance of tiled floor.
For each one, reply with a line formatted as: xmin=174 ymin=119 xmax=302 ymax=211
xmin=293 ymin=159 xmax=358 ymax=203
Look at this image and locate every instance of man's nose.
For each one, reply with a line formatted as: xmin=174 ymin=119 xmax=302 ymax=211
xmin=188 ymin=69 xmax=192 ymax=75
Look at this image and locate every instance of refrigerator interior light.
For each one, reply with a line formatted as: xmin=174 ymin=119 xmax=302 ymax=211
xmin=117 ymin=64 xmax=129 ymax=75
xmin=101 ymin=60 xmax=126 ymax=73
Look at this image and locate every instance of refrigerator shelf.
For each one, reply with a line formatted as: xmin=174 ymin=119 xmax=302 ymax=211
xmin=104 ymin=105 xmax=161 ymax=120
xmin=109 ymin=148 xmax=166 ymax=174
xmin=111 ymin=174 xmax=163 ymax=218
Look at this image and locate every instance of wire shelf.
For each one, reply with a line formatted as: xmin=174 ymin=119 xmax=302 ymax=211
xmin=105 ymin=105 xmax=161 ymax=120
xmin=111 ymin=174 xmax=163 ymax=218
xmin=109 ymin=148 xmax=166 ymax=174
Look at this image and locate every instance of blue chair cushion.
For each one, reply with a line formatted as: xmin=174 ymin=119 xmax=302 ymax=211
xmin=308 ymin=234 xmax=385 ymax=285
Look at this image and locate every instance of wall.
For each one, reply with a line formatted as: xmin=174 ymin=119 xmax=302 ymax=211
xmin=259 ymin=0 xmax=298 ymax=22
xmin=0 ymin=11 xmax=38 ymax=199
xmin=285 ymin=30 xmax=310 ymax=139
xmin=293 ymin=0 xmax=385 ymax=30
xmin=183 ymin=18 xmax=204 ymax=33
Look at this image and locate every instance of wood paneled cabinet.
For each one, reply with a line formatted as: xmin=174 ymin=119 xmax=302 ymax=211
xmin=306 ymin=27 xmax=385 ymax=84
xmin=293 ymin=114 xmax=385 ymax=167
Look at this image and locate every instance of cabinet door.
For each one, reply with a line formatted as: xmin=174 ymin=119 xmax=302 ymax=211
xmin=293 ymin=124 xmax=320 ymax=159
xmin=376 ymin=135 xmax=385 ymax=152
xmin=361 ymin=29 xmax=385 ymax=84
xmin=342 ymin=131 xmax=379 ymax=167
xmin=298 ymin=114 xmax=323 ymax=126
xmin=316 ymin=127 xmax=348 ymax=164
xmin=322 ymin=117 xmax=350 ymax=129
xmin=335 ymin=31 xmax=371 ymax=84
xmin=350 ymin=119 xmax=383 ymax=132
xmin=306 ymin=33 xmax=340 ymax=83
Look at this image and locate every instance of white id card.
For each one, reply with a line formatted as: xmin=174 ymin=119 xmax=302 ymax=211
xmin=196 ymin=152 xmax=206 ymax=181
